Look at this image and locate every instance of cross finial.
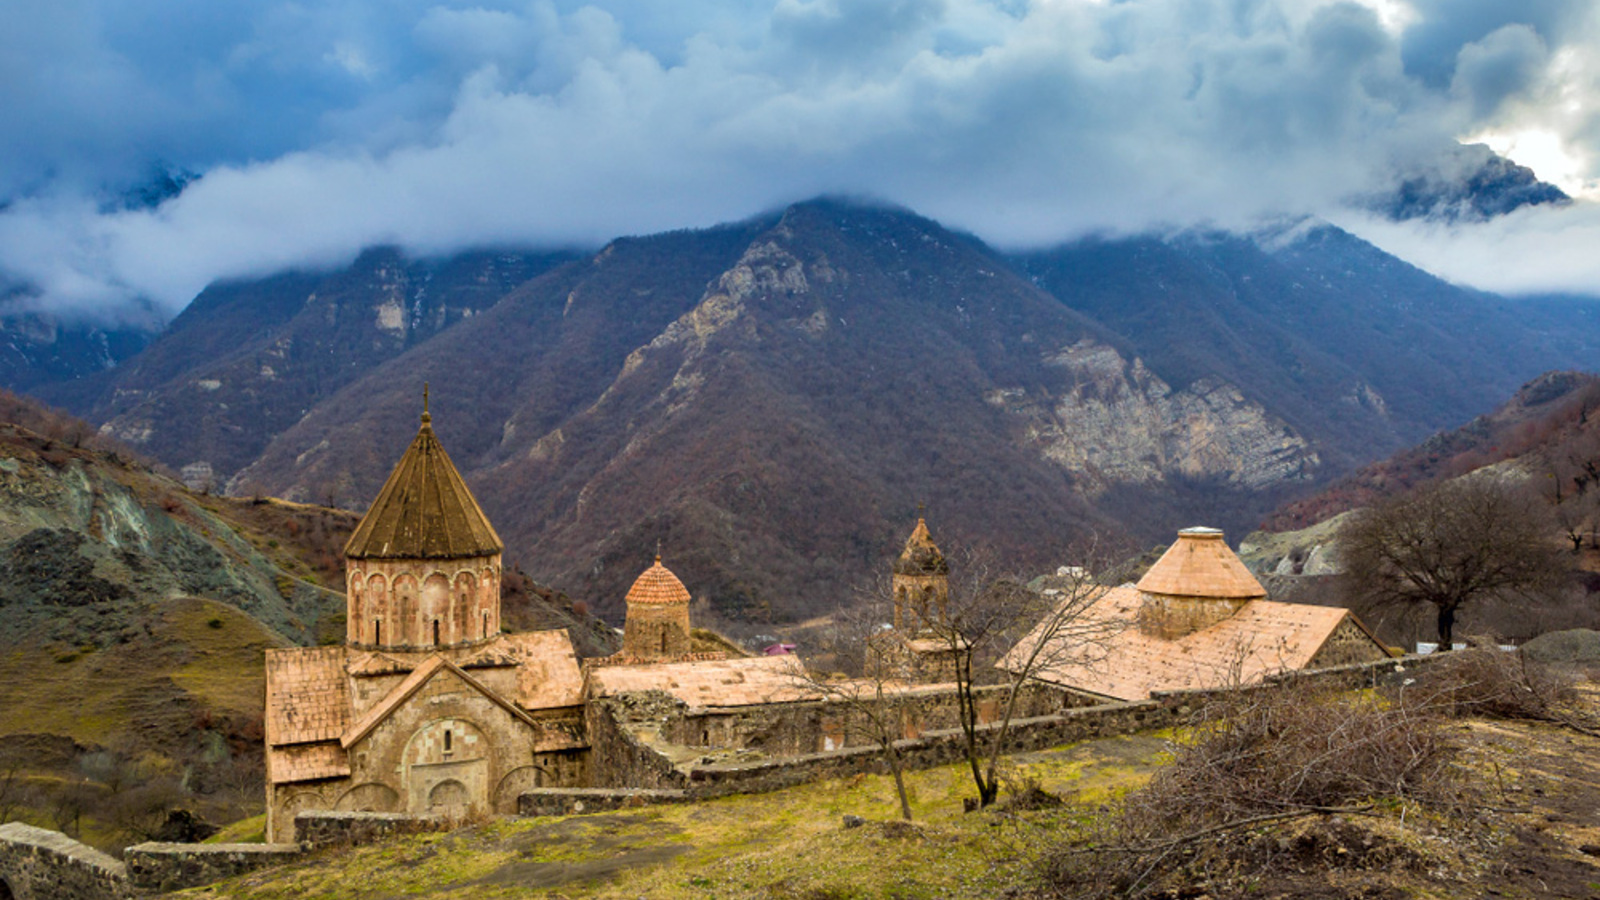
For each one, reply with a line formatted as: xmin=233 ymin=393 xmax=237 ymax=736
xmin=421 ymin=383 xmax=431 ymax=424
xmin=655 ymin=538 xmax=662 ymax=563
xmin=916 ymin=501 xmax=925 ymax=520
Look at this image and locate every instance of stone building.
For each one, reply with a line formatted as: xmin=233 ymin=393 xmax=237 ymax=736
xmin=1000 ymin=527 xmax=1389 ymax=701
xmin=619 ymin=555 xmax=693 ymax=661
xmin=875 ymin=517 xmax=963 ymax=683
xmin=262 ymin=408 xmax=587 ymax=843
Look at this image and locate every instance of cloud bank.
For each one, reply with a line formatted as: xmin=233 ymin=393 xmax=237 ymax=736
xmin=0 ymin=0 xmax=1597 ymax=317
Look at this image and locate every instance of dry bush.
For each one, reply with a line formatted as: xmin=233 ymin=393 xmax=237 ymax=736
xmin=1041 ymin=678 xmax=1459 ymax=898
xmin=1410 ymin=645 xmax=1586 ymax=726
xmin=1126 ymin=680 xmax=1455 ymax=833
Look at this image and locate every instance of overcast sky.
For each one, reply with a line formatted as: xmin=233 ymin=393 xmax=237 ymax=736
xmin=1 ymin=0 xmax=1597 ymax=319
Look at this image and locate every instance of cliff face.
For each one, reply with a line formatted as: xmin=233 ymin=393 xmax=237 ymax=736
xmin=990 ymin=339 xmax=1318 ymax=492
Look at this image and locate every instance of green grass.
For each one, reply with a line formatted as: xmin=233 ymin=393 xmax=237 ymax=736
xmin=177 ymin=733 xmax=1172 ymax=899
xmin=207 ymin=814 xmax=268 ymax=845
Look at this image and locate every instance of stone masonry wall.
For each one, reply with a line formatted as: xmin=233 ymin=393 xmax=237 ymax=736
xmin=517 ymin=788 xmax=688 ymax=817
xmin=123 ymin=843 xmax=304 ymax=893
xmin=294 ymin=811 xmax=442 ymax=848
xmin=0 ymin=822 xmax=132 ymax=900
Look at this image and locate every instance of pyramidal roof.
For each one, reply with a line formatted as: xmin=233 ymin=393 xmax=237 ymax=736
xmin=894 ymin=517 xmax=949 ymax=576
xmin=1136 ymin=527 xmax=1265 ymax=599
xmin=626 ymin=556 xmax=691 ymax=605
xmin=344 ymin=410 xmax=502 ymax=560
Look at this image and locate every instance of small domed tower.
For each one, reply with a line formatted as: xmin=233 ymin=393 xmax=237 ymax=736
xmin=621 ymin=555 xmax=693 ymax=660
xmin=343 ymin=403 xmax=504 ymax=651
xmin=893 ymin=516 xmax=949 ymax=633
xmin=1136 ymin=527 xmax=1265 ymax=639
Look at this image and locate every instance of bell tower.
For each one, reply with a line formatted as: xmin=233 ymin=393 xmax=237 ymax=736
xmin=342 ymin=393 xmax=504 ymax=650
xmin=892 ymin=514 xmax=949 ymax=633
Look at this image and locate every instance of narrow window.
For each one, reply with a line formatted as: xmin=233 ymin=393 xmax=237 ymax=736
xmin=443 ymin=729 xmax=452 ymax=752
xmin=482 ymin=612 xmax=488 ymax=639
xmin=433 ymin=619 xmax=440 ymax=645
xmin=661 ymin=631 xmax=668 ymax=654
xmin=374 ymin=620 xmax=381 ymax=645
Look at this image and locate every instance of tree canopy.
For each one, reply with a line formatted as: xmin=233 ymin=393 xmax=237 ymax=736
xmin=1338 ymin=477 xmax=1565 ymax=649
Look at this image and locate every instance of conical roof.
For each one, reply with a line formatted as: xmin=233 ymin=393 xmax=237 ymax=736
xmin=1136 ymin=527 xmax=1265 ymax=599
xmin=626 ymin=556 xmax=691 ymax=605
xmin=894 ymin=518 xmax=949 ymax=576
xmin=344 ymin=411 xmax=502 ymax=560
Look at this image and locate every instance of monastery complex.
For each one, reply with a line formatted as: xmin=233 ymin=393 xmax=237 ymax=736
xmin=262 ymin=408 xmax=1389 ymax=841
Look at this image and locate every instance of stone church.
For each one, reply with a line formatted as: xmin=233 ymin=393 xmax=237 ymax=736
xmin=262 ymin=408 xmax=591 ymax=842
xmin=262 ymin=406 xmax=805 ymax=842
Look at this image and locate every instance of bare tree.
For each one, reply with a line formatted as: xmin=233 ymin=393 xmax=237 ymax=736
xmin=793 ymin=591 xmax=919 ymax=820
xmin=1338 ymin=477 xmax=1566 ymax=650
xmin=927 ymin=544 xmax=1124 ymax=809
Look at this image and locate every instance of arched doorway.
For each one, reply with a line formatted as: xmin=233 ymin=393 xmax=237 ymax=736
xmin=1 ymin=874 xmax=16 ymax=900
xmin=428 ymin=780 xmax=470 ymax=818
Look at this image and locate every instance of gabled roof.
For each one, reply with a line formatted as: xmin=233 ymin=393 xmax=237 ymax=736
xmin=1137 ymin=527 xmax=1265 ymax=599
xmin=1000 ymin=585 xmax=1378 ymax=701
xmin=344 ymin=411 xmax=502 ymax=560
xmin=340 ymin=655 xmax=538 ymax=749
xmin=587 ymin=655 xmax=817 ymax=707
xmin=626 ymin=556 xmax=691 ymax=605
xmin=894 ymin=517 xmax=948 ymax=576
xmin=265 ymin=646 xmax=351 ymax=746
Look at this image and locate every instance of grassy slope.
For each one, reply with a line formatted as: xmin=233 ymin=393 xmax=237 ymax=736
xmin=175 ymin=713 xmax=1600 ymax=900
xmin=181 ymin=733 xmax=1168 ymax=899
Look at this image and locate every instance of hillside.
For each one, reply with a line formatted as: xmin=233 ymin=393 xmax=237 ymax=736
xmin=1261 ymin=371 xmax=1600 ymax=532
xmin=18 ymin=199 xmax=1600 ymax=626
xmin=0 ymin=391 xmax=618 ymax=850
xmin=36 ymin=247 xmax=577 ymax=488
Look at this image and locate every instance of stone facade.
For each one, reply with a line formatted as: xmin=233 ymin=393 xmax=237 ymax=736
xmin=346 ymin=553 xmax=501 ymax=649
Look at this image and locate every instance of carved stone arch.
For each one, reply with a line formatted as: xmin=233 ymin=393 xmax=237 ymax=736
xmin=393 ymin=573 xmax=418 ymax=644
xmin=494 ymin=763 xmax=557 ymax=810
xmin=422 ymin=572 xmax=451 ymax=643
xmin=276 ymin=787 xmax=328 ymax=835
xmin=335 ymin=782 xmax=400 ymax=813
xmin=427 ymin=780 xmax=470 ymax=818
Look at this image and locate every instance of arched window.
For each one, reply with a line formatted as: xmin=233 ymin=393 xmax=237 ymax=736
xmin=482 ymin=612 xmax=488 ymax=639
xmin=374 ymin=619 xmax=381 ymax=645
xmin=443 ymin=729 xmax=452 ymax=753
xmin=661 ymin=631 xmax=669 ymax=654
xmin=433 ymin=619 xmax=441 ymax=645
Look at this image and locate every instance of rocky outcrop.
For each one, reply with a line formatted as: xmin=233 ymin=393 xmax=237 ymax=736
xmin=991 ymin=340 xmax=1319 ymax=491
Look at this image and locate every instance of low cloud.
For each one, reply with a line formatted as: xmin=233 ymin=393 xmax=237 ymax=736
xmin=0 ymin=0 xmax=1597 ymax=317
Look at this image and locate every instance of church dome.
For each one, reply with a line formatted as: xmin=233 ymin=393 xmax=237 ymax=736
xmin=893 ymin=518 xmax=949 ymax=576
xmin=1136 ymin=527 xmax=1265 ymax=599
xmin=625 ymin=556 xmax=691 ymax=605
xmin=344 ymin=410 xmax=502 ymax=560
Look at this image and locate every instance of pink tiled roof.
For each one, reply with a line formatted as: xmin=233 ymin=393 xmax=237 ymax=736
xmin=1137 ymin=528 xmax=1266 ymax=599
xmin=588 ymin=655 xmax=818 ymax=707
xmin=499 ymin=630 xmax=586 ymax=709
xmin=265 ymin=646 xmax=350 ymax=746
xmin=1000 ymin=585 xmax=1364 ymax=701
xmin=267 ymin=741 xmax=349 ymax=785
xmin=625 ymin=557 xmax=691 ymax=605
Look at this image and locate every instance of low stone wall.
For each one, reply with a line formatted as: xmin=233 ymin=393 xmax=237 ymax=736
xmin=596 ymin=654 xmax=1442 ymax=803
xmin=517 ymin=787 xmax=689 ymax=817
xmin=294 ymin=810 xmax=441 ymax=848
xmin=681 ymin=699 xmax=1187 ymax=798
xmin=0 ymin=822 xmax=132 ymax=900
xmin=123 ymin=843 xmax=303 ymax=893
